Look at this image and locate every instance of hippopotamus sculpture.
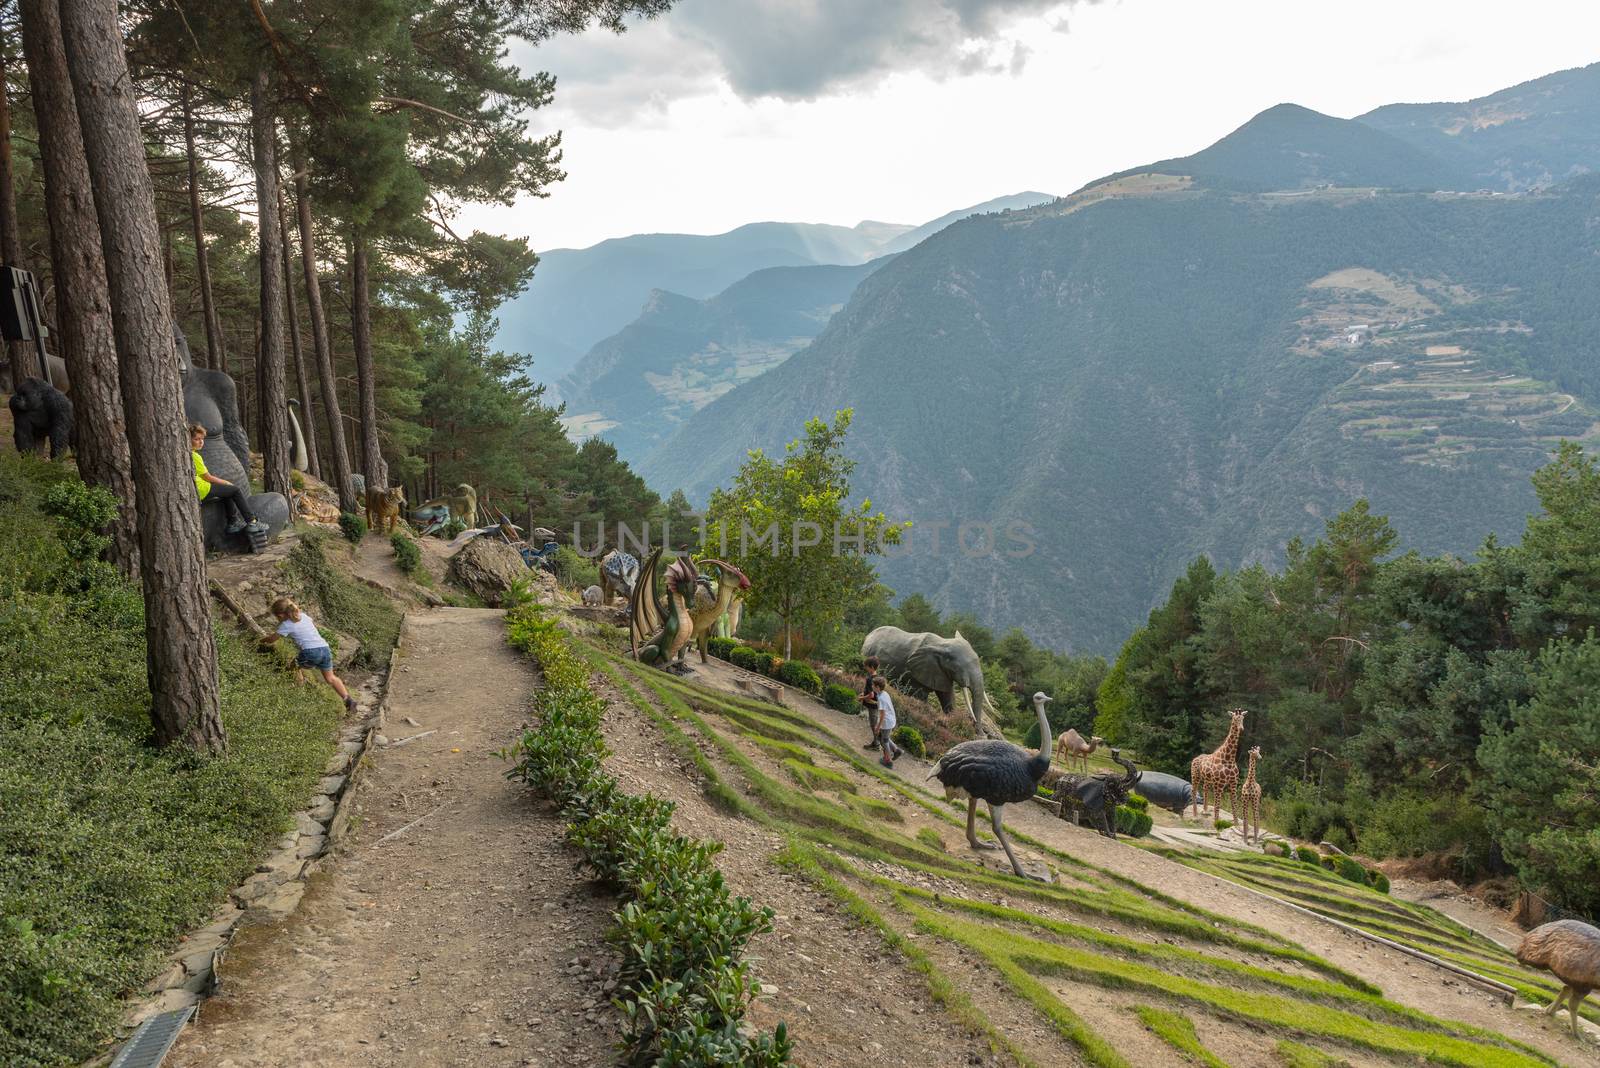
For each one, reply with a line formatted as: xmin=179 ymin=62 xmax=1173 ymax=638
xmin=1129 ymin=770 xmax=1194 ymax=816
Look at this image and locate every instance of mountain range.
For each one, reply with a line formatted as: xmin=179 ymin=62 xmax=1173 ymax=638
xmin=493 ymin=193 xmax=1053 ymax=383
xmin=631 ymin=62 xmax=1600 ymax=653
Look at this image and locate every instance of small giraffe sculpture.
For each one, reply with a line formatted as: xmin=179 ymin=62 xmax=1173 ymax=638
xmin=1189 ymin=708 xmax=1247 ymax=820
xmin=1239 ymin=745 xmax=1262 ymax=843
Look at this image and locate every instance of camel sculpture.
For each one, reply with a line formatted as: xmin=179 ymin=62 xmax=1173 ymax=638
xmin=1239 ymin=745 xmax=1263 ymax=842
xmin=1054 ymin=728 xmax=1105 ymax=774
xmin=1189 ymin=709 xmax=1247 ymax=819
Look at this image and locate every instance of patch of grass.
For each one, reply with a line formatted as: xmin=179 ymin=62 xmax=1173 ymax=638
xmin=0 ymin=453 xmax=340 ymax=1068
xmin=1136 ymin=1007 xmax=1231 ymax=1068
xmin=783 ymin=758 xmax=856 ymax=794
xmin=283 ymin=532 xmax=401 ymax=669
xmin=844 ymin=794 xmax=904 ymax=823
xmin=1273 ymin=1040 xmax=1351 ymax=1067
xmin=917 ymin=826 xmax=946 ymax=851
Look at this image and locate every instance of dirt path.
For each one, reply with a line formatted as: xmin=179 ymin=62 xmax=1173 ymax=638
xmin=169 ymin=608 xmax=618 ymax=1068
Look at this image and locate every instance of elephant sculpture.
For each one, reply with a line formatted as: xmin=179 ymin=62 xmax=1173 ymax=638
xmin=1129 ymin=770 xmax=1193 ymax=816
xmin=175 ymin=324 xmax=290 ymax=552
xmin=861 ymin=626 xmax=1003 ymax=738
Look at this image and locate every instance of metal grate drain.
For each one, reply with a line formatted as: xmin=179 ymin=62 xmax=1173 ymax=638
xmin=108 ymin=1006 xmax=194 ymax=1068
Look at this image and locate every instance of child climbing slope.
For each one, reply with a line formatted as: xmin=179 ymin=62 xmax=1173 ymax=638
xmin=260 ymin=597 xmax=356 ymax=712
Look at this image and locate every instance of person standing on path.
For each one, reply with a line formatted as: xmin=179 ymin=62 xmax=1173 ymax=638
xmin=872 ymin=676 xmax=903 ymax=767
xmin=860 ymin=655 xmax=883 ymax=749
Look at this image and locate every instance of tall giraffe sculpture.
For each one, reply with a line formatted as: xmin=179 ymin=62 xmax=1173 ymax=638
xmin=1239 ymin=745 xmax=1263 ymax=843
xmin=1189 ymin=708 xmax=1247 ymax=819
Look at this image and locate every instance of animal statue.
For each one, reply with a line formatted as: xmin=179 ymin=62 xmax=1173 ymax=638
xmin=286 ymin=399 xmax=309 ymax=472
xmin=365 ymin=485 xmax=406 ymax=535
xmin=1516 ymin=920 xmax=1600 ymax=1039
xmin=722 ymin=594 xmax=744 ymax=639
xmin=9 ymin=377 xmax=73 ymax=459
xmin=1054 ymin=728 xmax=1105 ymax=774
xmin=1190 ymin=709 xmax=1248 ymax=819
xmin=599 ymin=548 xmax=640 ymax=605
xmin=414 ymin=483 xmax=478 ymax=529
xmin=863 ymin=626 xmax=1003 ymax=739
xmin=175 ymin=324 xmax=290 ymax=551
xmin=1055 ymin=750 xmax=1141 ymax=839
xmin=927 ymin=692 xmax=1054 ymax=880
xmin=581 ymin=585 xmax=603 ymax=606
xmin=683 ymin=559 xmax=751 ymax=664
xmin=1129 ymin=770 xmax=1194 ymax=816
xmin=1239 ymin=746 xmax=1263 ymax=843
xmin=629 ymin=548 xmax=700 ymax=671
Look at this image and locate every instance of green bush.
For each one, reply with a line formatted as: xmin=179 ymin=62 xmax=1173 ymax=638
xmin=441 ymin=516 xmax=466 ymax=539
xmin=1274 ymin=780 xmax=1356 ymax=849
xmin=1124 ymin=793 xmax=1150 ymax=813
xmin=706 ymin=636 xmax=738 ymax=661
xmin=546 ymin=545 xmax=599 ymax=590
xmin=1116 ymin=805 xmax=1154 ymax=837
xmin=1367 ymin=868 xmax=1391 ymax=894
xmin=774 ymin=659 xmax=823 ymax=696
xmin=0 ymin=454 xmax=341 ymax=1068
xmin=1295 ymin=846 xmax=1321 ymax=865
xmin=504 ymin=602 xmax=791 ymax=1065
xmin=823 ymin=683 xmax=859 ymax=715
xmin=338 ymin=511 xmax=367 ymax=543
xmin=390 ymin=531 xmax=421 ymax=576
xmin=290 ymin=469 xmax=306 ymax=490
xmin=891 ymin=725 xmax=925 ymax=758
xmin=1319 ymin=856 xmax=1338 ymax=872
xmin=1335 ymin=857 xmax=1368 ymax=886
xmin=729 ymin=645 xmax=772 ymax=674
xmin=1214 ymin=818 xmax=1234 ymax=831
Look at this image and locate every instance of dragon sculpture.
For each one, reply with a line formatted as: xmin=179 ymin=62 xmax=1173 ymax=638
xmin=681 ymin=559 xmax=751 ymax=665
xmin=629 ymin=547 xmax=701 ymax=671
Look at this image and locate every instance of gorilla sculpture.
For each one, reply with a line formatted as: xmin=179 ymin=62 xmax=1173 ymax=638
xmin=9 ymin=377 xmax=74 ymax=459
xmin=173 ymin=325 xmax=290 ymax=552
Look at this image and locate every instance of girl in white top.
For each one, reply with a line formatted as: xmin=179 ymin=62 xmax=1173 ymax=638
xmin=260 ymin=597 xmax=356 ymax=711
xmin=870 ymin=676 xmax=904 ymax=767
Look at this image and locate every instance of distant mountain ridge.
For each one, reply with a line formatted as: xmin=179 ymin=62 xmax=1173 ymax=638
xmin=494 ymin=193 xmax=1054 ymax=383
xmin=638 ymin=63 xmax=1600 ymax=653
xmin=552 ymin=192 xmax=1056 ymax=460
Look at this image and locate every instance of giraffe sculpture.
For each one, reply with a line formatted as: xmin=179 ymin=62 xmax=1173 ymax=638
xmin=1239 ymin=745 xmax=1263 ymax=843
xmin=1189 ymin=708 xmax=1247 ymax=820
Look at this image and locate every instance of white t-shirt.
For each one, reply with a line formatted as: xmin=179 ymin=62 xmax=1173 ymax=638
xmin=276 ymin=612 xmax=329 ymax=652
xmin=875 ymin=691 xmax=897 ymax=732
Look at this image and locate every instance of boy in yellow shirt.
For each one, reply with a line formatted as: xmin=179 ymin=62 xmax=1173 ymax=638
xmin=190 ymin=423 xmax=265 ymax=535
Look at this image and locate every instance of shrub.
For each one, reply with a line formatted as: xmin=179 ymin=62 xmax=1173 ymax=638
xmin=775 ymin=659 xmax=822 ymax=696
xmin=729 ymin=645 xmax=771 ymax=674
xmin=1295 ymin=846 xmax=1321 ymax=865
xmin=390 ymin=531 xmax=421 ymax=576
xmin=823 ymin=683 xmax=859 ymax=715
xmin=290 ymin=469 xmax=306 ymax=490
xmin=441 ymin=516 xmax=466 ymax=539
xmin=1335 ymin=857 xmax=1368 ymax=886
xmin=1273 ymin=779 xmax=1357 ymax=847
xmin=1319 ymin=856 xmax=1337 ymax=872
xmin=1116 ymin=805 xmax=1154 ymax=837
xmin=546 ymin=545 xmax=599 ymax=590
xmin=1124 ymin=793 xmax=1149 ymax=813
xmin=891 ymin=725 xmax=925 ymax=758
xmin=707 ymin=636 xmax=738 ymax=661
xmin=1214 ymin=818 xmax=1234 ymax=831
xmin=1367 ymin=868 xmax=1391 ymax=894
xmin=338 ymin=511 xmax=367 ymax=543
xmin=503 ymin=602 xmax=791 ymax=1065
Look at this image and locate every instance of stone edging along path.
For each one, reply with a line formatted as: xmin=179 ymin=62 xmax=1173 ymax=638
xmin=104 ymin=622 xmax=409 ymax=1049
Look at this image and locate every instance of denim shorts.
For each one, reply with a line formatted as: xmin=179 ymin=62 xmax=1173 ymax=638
xmin=296 ymin=645 xmax=333 ymax=671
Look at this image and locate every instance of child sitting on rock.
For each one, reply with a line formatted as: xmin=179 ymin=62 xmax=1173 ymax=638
xmin=871 ymin=675 xmax=903 ymax=768
xmin=261 ymin=597 xmax=356 ymax=712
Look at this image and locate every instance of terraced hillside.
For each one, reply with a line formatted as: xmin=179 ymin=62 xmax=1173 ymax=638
xmin=562 ymin=618 xmax=1587 ymax=1066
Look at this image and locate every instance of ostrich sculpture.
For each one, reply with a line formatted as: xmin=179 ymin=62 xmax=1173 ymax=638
xmin=928 ymin=691 xmax=1053 ymax=881
xmin=1516 ymin=919 xmax=1600 ymax=1039
xmin=1054 ymin=728 xmax=1105 ymax=774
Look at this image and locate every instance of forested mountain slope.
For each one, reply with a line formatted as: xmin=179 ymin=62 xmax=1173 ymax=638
xmin=640 ymin=176 xmax=1600 ymax=652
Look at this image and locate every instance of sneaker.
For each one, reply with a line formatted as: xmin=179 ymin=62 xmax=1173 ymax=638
xmin=344 ymin=697 xmax=357 ymax=712
xmin=880 ymin=757 xmax=894 ymax=768
xmin=863 ymin=741 xmax=879 ymax=750
xmin=246 ymin=520 xmax=268 ymax=534
xmin=225 ymin=519 xmax=246 ymax=534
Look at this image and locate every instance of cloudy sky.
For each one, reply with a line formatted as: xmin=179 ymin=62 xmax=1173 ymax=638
xmin=457 ymin=0 xmax=1600 ymax=251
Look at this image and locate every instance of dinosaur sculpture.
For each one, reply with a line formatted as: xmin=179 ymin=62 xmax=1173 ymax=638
xmin=412 ymin=484 xmax=478 ymax=531
xmin=682 ymin=559 xmax=751 ymax=664
xmin=1239 ymin=745 xmax=1263 ymax=843
xmin=1190 ymin=709 xmax=1247 ymax=820
xmin=599 ymin=548 xmax=640 ymax=605
xmin=629 ymin=547 xmax=700 ymax=671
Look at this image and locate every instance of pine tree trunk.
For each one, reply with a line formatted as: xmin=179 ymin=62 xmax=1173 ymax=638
xmin=181 ymin=82 xmax=224 ymax=372
xmin=350 ymin=229 xmax=385 ymax=489
xmin=0 ymin=44 xmax=41 ymax=383
xmin=275 ymin=184 xmax=319 ymax=479
xmin=250 ymin=64 xmax=290 ymax=500
xmin=18 ymin=0 xmax=139 ymax=574
xmin=291 ymin=145 xmax=357 ymax=510
xmin=58 ymin=0 xmax=224 ymax=753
